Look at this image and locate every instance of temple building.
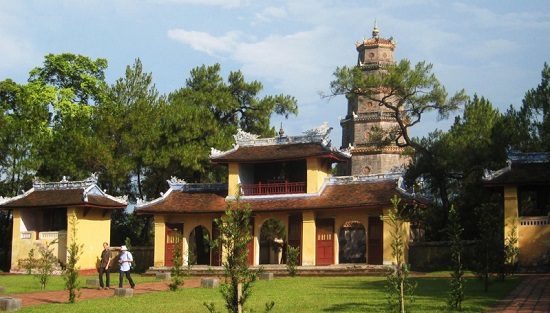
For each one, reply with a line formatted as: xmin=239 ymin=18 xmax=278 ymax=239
xmin=135 ymin=25 xmax=424 ymax=269
xmin=136 ymin=122 xmax=424 ymax=267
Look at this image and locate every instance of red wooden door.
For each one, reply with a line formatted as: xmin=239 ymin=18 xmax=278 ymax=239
xmin=316 ymin=219 xmax=334 ymax=265
xmin=165 ymin=223 xmax=183 ymax=267
xmin=288 ymin=214 xmax=302 ymax=265
xmin=368 ymin=217 xmax=383 ymax=265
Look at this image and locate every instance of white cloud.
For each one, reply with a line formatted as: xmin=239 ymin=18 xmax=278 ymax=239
xmin=167 ymin=29 xmax=242 ymax=56
xmin=153 ymin=0 xmax=244 ymax=8
xmin=254 ymin=6 xmax=287 ymax=23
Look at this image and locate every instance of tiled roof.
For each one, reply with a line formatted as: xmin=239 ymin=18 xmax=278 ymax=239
xmin=0 ymin=188 xmax=127 ymax=209
xmin=483 ymin=162 xmax=550 ymax=186
xmin=136 ymin=179 xmax=424 ymax=215
xmin=211 ymin=142 xmax=349 ymax=163
xmin=0 ymin=175 xmax=127 ymax=210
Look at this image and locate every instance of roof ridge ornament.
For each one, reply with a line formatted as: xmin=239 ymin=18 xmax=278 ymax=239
xmin=234 ymin=128 xmax=259 ymax=143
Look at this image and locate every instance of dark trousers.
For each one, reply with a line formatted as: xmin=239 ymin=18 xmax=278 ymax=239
xmin=98 ymin=267 xmax=110 ymax=288
xmin=119 ymin=270 xmax=135 ymax=288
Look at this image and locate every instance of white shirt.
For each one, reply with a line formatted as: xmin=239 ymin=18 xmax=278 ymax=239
xmin=119 ymin=251 xmax=133 ymax=271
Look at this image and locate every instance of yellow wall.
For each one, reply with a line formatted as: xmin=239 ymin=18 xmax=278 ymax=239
xmin=306 ymin=158 xmax=331 ymax=193
xmin=518 ymin=221 xmax=550 ymax=266
xmin=67 ymin=207 xmax=112 ymax=271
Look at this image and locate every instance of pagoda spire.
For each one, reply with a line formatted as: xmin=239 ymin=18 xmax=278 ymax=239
xmin=372 ymin=20 xmax=379 ymax=38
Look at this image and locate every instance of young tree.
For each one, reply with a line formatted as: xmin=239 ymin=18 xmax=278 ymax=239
xmin=383 ymin=196 xmax=416 ymax=313
xmin=207 ymin=195 xmax=261 ymax=313
xmin=446 ymin=205 xmax=464 ymax=310
xmin=168 ymin=227 xmax=184 ymax=291
xmin=35 ymin=239 xmax=58 ymax=289
xmin=473 ymin=200 xmax=504 ymax=292
xmin=64 ymin=212 xmax=83 ymax=303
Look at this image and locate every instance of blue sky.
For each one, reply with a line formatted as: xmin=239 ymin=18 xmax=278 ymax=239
xmin=1 ymin=0 xmax=549 ymax=145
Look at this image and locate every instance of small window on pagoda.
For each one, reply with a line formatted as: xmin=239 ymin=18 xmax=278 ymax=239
xmin=362 ymin=166 xmax=371 ymax=175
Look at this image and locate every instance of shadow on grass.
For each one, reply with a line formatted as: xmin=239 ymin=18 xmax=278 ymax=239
xmin=321 ymin=302 xmax=369 ymax=312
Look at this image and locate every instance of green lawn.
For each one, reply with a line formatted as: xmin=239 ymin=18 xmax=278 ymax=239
xmin=0 ymin=274 xmax=521 ymax=312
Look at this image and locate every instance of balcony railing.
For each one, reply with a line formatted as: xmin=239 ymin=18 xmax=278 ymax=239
xmin=240 ymin=181 xmax=306 ymax=196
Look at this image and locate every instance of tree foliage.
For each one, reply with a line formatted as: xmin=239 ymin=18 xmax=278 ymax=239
xmin=330 ymin=60 xmax=468 ymax=221
xmin=64 ymin=212 xmax=83 ymax=303
xmin=446 ymin=205 xmax=464 ymax=310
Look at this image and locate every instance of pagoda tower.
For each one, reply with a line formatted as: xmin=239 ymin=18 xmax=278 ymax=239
xmin=338 ymin=22 xmax=410 ymax=176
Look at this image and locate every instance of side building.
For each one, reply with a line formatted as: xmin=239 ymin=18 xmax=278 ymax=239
xmin=0 ymin=174 xmax=127 ymax=274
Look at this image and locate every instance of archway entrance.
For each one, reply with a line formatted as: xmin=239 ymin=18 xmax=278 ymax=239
xmin=338 ymin=221 xmax=366 ymax=263
xmin=189 ymin=225 xmax=211 ymax=265
xmin=259 ymin=218 xmax=286 ymax=264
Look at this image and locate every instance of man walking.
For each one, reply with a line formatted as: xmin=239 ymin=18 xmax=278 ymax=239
xmin=118 ymin=245 xmax=135 ymax=289
xmin=98 ymin=242 xmax=112 ymax=290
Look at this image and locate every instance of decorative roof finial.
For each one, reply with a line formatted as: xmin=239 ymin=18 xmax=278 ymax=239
xmin=372 ymin=20 xmax=379 ymax=39
xmin=279 ymin=122 xmax=286 ymax=138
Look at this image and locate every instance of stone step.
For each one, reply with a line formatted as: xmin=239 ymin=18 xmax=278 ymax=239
xmin=145 ymin=264 xmax=386 ymax=277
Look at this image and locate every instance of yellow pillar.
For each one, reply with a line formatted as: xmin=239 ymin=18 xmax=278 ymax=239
xmin=10 ymin=209 xmax=22 ymax=270
xmin=503 ymin=185 xmax=518 ymax=247
xmin=301 ymin=211 xmax=316 ymax=266
xmin=381 ymin=208 xmax=393 ymax=265
xmin=228 ymin=163 xmax=239 ymax=196
xmin=154 ymin=215 xmax=166 ymax=266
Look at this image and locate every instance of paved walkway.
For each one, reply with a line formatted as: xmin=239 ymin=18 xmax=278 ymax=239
xmin=4 ymin=278 xmax=202 ymax=307
xmin=488 ymin=274 xmax=550 ymax=313
xmin=3 ymin=275 xmax=550 ymax=311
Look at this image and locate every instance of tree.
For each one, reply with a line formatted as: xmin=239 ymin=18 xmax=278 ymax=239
xmin=382 ymin=196 xmax=416 ymax=313
xmin=330 ymin=60 xmax=468 ymax=217
xmin=405 ymin=95 xmax=505 ymax=238
xmin=499 ymin=63 xmax=550 ymax=152
xmin=0 ymin=79 xmax=54 ymax=195
xmin=94 ymin=58 xmax=162 ymax=200
xmin=153 ymin=64 xmax=298 ymax=186
xmin=207 ymin=195 xmax=262 ymax=313
xmin=30 ymin=53 xmax=109 ymax=181
xmin=29 ymin=53 xmax=108 ymax=106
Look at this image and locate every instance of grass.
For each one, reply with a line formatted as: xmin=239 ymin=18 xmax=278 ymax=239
xmin=0 ymin=274 xmax=522 ymax=312
xmin=0 ymin=274 xmax=159 ymax=294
